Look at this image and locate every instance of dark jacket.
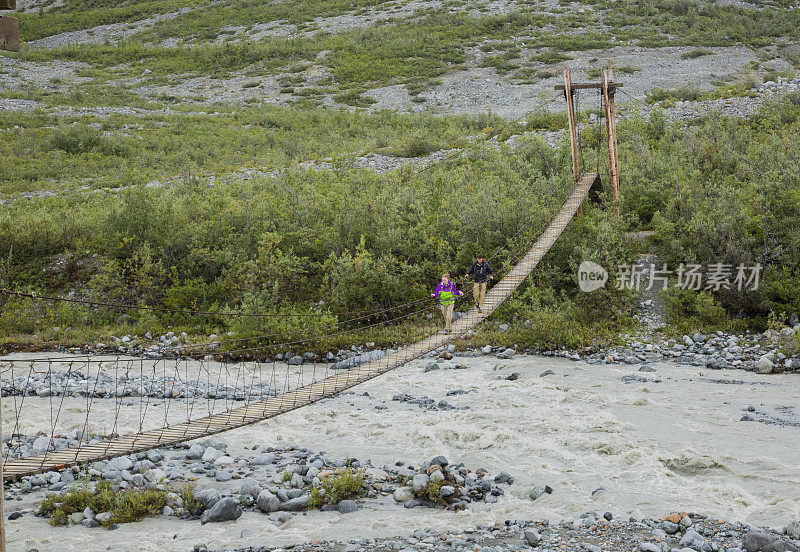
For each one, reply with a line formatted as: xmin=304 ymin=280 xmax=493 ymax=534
xmin=467 ymin=260 xmax=494 ymax=283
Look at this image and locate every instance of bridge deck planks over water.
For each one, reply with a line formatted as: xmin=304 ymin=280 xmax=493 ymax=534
xmin=1 ymin=173 xmax=597 ymax=480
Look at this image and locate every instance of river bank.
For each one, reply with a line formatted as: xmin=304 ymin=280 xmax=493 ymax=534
xmin=2 ymin=353 xmax=798 ymax=552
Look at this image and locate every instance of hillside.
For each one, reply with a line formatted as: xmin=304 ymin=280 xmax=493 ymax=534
xmin=0 ymin=0 xmax=799 ymax=352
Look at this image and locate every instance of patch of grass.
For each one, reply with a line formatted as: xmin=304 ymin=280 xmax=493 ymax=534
xmin=616 ymin=64 xmax=640 ymax=74
xmin=15 ymin=0 xmax=203 ymax=42
xmin=136 ymin=0 xmax=394 ymax=43
xmin=775 ymin=326 xmax=800 ymax=358
xmin=529 ymin=50 xmax=573 ymax=64
xmin=39 ymin=479 xmax=167 ymax=527
xmin=11 ymin=10 xmax=558 ymax=90
xmin=479 ymin=52 xmax=520 ymax=74
xmin=681 ymin=48 xmax=714 ymax=59
xmin=537 ymin=32 xmax=615 ymax=52
xmin=333 ymin=89 xmax=377 ymax=107
xmin=523 ymin=110 xmax=568 ymax=131
xmin=405 ymin=79 xmax=440 ymax=97
xmin=663 ymin=288 xmax=744 ymax=335
xmin=0 ymin=83 xmax=159 ymax=110
xmin=5 ymin=95 xmax=800 ymax=350
xmin=609 ymin=0 xmax=800 ymax=48
xmin=645 ymin=86 xmax=702 ymax=106
xmin=308 ymin=467 xmax=365 ymax=507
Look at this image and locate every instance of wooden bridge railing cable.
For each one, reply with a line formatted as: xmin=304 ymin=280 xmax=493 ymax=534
xmin=0 ymin=173 xmax=596 ymax=480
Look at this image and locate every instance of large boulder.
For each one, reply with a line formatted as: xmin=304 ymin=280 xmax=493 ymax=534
xmin=411 ymin=473 xmax=429 ymax=493
xmin=194 ymin=488 xmax=221 ymax=509
xmin=743 ymin=531 xmax=800 ymax=552
xmin=754 ymin=358 xmax=775 ymax=374
xmin=524 ymin=530 xmax=541 ymax=547
xmin=32 ymin=437 xmax=51 ymax=454
xmin=145 ymin=468 xmax=167 ymax=484
xmin=95 ymin=512 xmax=114 ymax=525
xmin=393 ymin=487 xmax=414 ymax=503
xmin=239 ymin=478 xmax=261 ymax=498
xmin=497 ymin=348 xmax=516 ymax=359
xmin=786 ymin=521 xmax=800 ymax=540
xmin=430 ymin=455 xmax=448 ymax=467
xmin=249 ymin=453 xmax=276 ymax=466
xmin=423 ymin=362 xmax=440 ymax=372
xmin=256 ymin=490 xmax=280 ymax=513
xmin=105 ymin=456 xmax=134 ymax=472
xmin=200 ymin=497 xmax=242 ymax=524
xmin=279 ymin=496 xmax=309 ymax=511
xmin=679 ymin=528 xmax=708 ymax=551
xmin=185 ymin=444 xmax=205 ymax=460
xmin=201 ymin=447 xmax=223 ymax=462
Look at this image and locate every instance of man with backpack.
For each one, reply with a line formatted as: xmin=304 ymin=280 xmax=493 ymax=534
xmin=466 ymin=254 xmax=494 ymax=312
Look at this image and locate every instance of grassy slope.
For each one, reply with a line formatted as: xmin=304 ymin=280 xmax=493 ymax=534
xmin=9 ymin=2 xmax=800 ymax=89
xmin=1 ymin=0 xmax=799 ymax=353
xmin=3 ymin=96 xmax=800 ymax=353
xmin=0 ymin=105 xmax=494 ymax=194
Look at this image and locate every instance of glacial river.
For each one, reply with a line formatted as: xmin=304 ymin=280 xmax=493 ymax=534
xmin=3 ymin=354 xmax=798 ymax=551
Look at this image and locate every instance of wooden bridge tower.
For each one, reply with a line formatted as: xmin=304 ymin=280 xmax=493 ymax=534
xmin=556 ymin=68 xmax=621 ymax=219
xmin=0 ymin=0 xmax=19 ymax=52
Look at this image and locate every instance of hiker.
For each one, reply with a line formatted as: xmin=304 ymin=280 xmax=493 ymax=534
xmin=466 ymin=254 xmax=494 ymax=312
xmin=431 ymin=272 xmax=462 ymax=334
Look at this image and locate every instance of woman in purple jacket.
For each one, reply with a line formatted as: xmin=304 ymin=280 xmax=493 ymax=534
xmin=431 ymin=273 xmax=463 ymax=334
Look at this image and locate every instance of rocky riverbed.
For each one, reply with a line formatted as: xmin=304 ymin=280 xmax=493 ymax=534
xmin=12 ymin=305 xmax=797 ymax=376
xmin=2 ymin=351 xmax=799 ymax=551
xmin=214 ymin=516 xmax=800 ymax=552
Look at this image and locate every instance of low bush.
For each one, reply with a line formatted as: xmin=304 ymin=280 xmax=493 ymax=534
xmin=662 ymin=288 xmax=735 ymax=334
xmin=39 ymin=480 xmax=168 ymax=527
xmin=308 ymin=467 xmax=365 ymax=507
xmin=414 ymin=478 xmax=446 ymax=505
xmin=680 ymin=48 xmax=714 ymax=59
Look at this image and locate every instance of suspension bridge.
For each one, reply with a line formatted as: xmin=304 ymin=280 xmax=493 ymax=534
xmin=0 ymin=70 xmax=620 ymax=482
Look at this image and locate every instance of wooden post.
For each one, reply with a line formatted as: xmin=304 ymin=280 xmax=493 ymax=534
xmin=563 ymin=69 xmax=582 ymax=218
xmin=0 ymin=16 xmax=19 ymax=52
xmin=0 ymin=375 xmax=5 ymax=552
xmin=602 ymin=68 xmax=620 ymax=219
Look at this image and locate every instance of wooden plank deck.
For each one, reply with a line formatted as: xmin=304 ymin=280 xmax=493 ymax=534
xmin=1 ymin=174 xmax=596 ymax=480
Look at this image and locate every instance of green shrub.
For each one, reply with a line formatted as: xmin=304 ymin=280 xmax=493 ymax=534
xmin=414 ymin=477 xmax=446 ymax=505
xmin=524 ymin=110 xmax=568 ymax=131
xmin=308 ymin=467 xmax=365 ymax=507
xmin=180 ymin=483 xmax=204 ymax=516
xmin=388 ymin=133 xmax=439 ymax=158
xmin=663 ymin=288 xmax=734 ymax=333
xmin=39 ymin=479 xmax=166 ymax=527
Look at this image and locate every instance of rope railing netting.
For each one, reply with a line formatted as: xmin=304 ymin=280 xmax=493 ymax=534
xmin=0 ymin=169 xmax=597 ymax=480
